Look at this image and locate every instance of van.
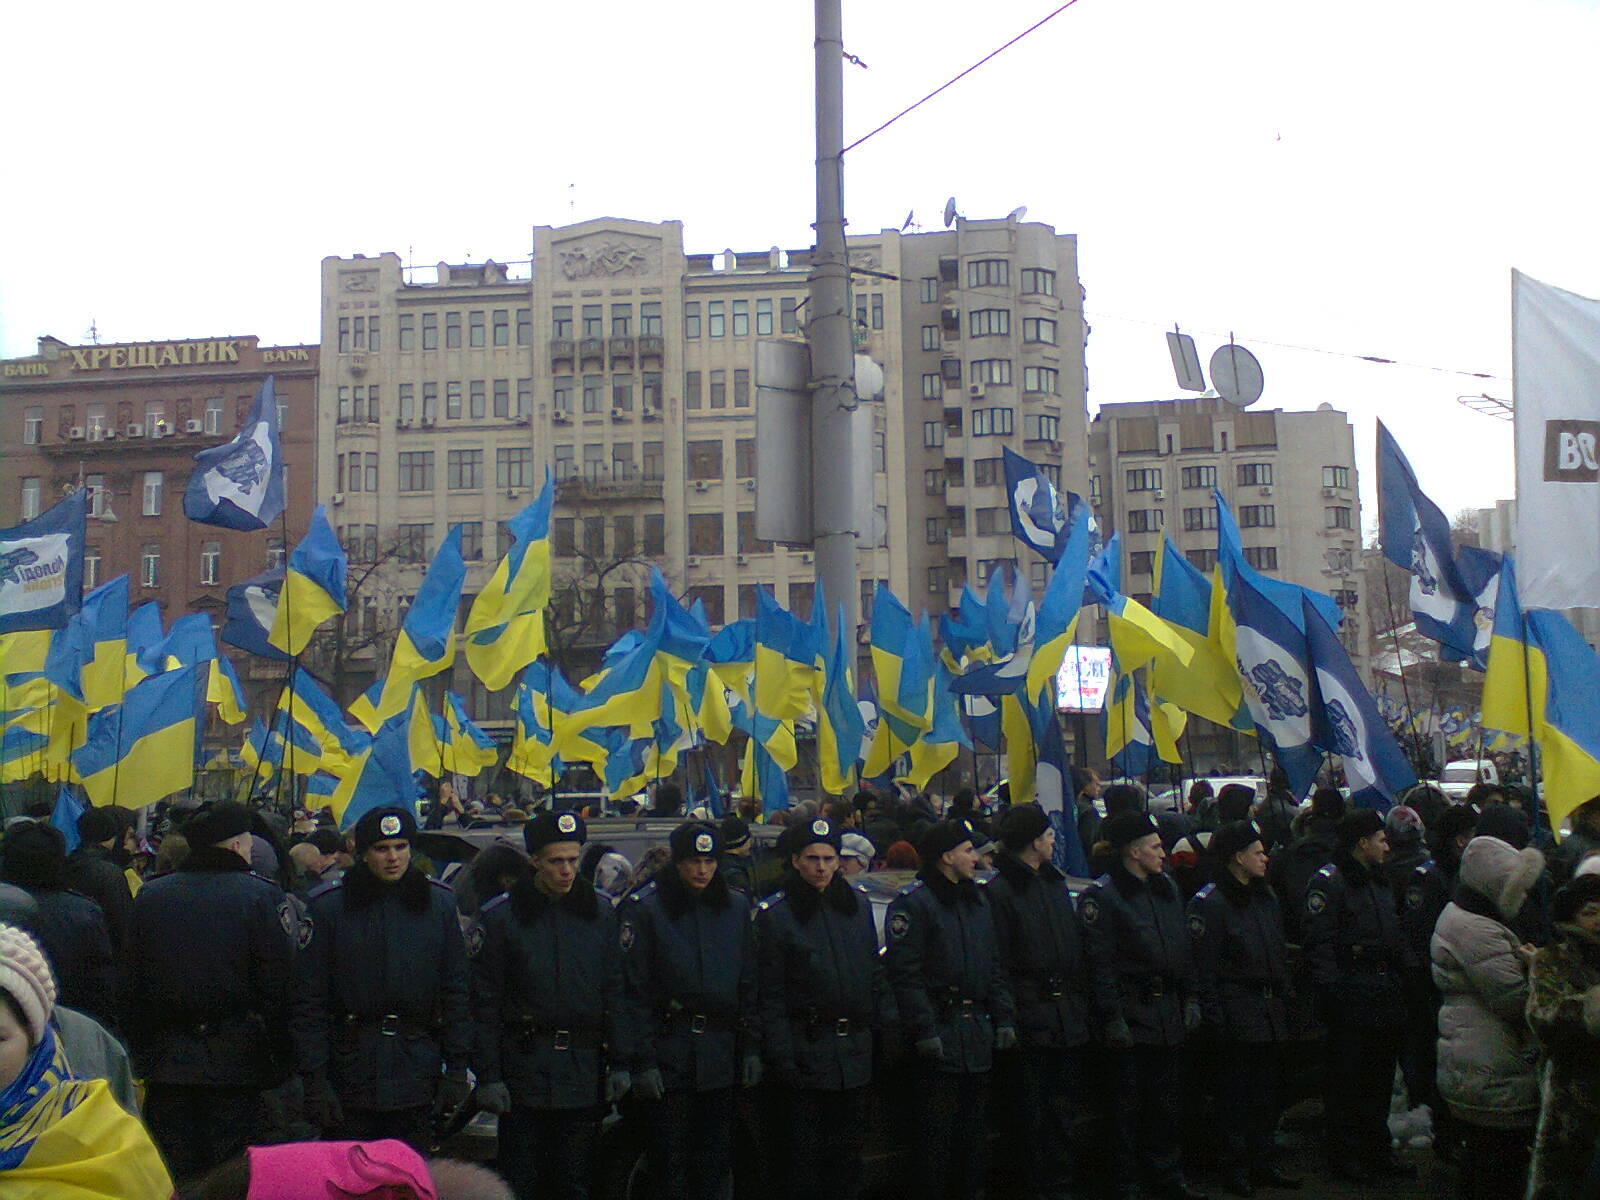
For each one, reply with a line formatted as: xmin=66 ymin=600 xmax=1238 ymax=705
xmin=1437 ymin=758 xmax=1498 ymax=801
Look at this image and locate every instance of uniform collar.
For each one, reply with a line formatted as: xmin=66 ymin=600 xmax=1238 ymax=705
xmin=916 ymin=864 xmax=980 ymax=906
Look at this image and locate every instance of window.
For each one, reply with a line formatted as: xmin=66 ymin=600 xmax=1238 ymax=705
xmin=446 ymin=381 xmax=462 ymax=419
xmin=974 ymin=507 xmax=1008 ymax=536
xmin=84 ymin=546 xmax=100 ymax=589
xmin=1023 ymin=317 xmax=1057 ymax=345
xmin=141 ymin=544 xmax=160 ymax=588
xmin=968 ymin=259 xmax=1010 ymax=288
xmin=871 ymin=294 xmax=884 ymax=329
xmin=736 ymin=438 xmax=756 ymax=478
xmin=338 ymin=317 xmax=350 ymax=353
xmin=613 ymin=515 xmax=636 ymax=556
xmin=583 ymin=443 xmax=605 ymax=480
xmin=613 ymin=443 xmax=636 ymax=480
xmin=643 ymin=514 xmax=665 ymax=556
xmin=919 ymin=277 xmax=939 ymax=303
xmin=516 ymin=308 xmax=531 ymax=345
xmin=613 ymin=374 xmax=634 ymax=411
xmin=1240 ymin=505 xmax=1276 ymax=528
xmin=969 ymin=457 xmax=1001 ymax=487
xmin=1126 ymin=468 xmax=1163 ymax=492
xmin=1021 ymin=267 xmax=1056 ymax=296
xmin=921 ymin=325 xmax=940 ymax=351
xmin=684 ymin=302 xmax=701 ymax=339
xmin=141 ymin=471 xmax=163 ymax=516
xmin=924 ymin=469 xmax=946 ymax=494
xmin=928 ymin=565 xmax=949 ymax=594
xmin=923 ymin=421 xmax=945 ymax=448
xmin=708 ymin=301 xmax=726 ymax=337
xmin=493 ymin=378 xmax=509 ymax=417
xmin=731 ymin=300 xmax=749 ymax=336
xmin=1089 ymin=475 xmax=1102 ymax=504
xmin=614 ymin=586 xmax=638 ymax=630
xmin=398 ymin=524 xmax=431 ymax=563
xmin=398 ymin=452 xmax=434 ymax=492
xmin=611 ymin=304 xmax=632 ymax=337
xmin=687 ymin=586 xmax=724 ymax=626
xmin=1130 ymin=551 xmax=1155 ymax=575
xmin=517 ymin=378 xmax=532 ymax=417
xmin=968 ymin=308 xmax=1011 ymax=336
xmin=422 ymin=383 xmax=439 ymax=421
xmin=582 ymin=305 xmax=603 ymax=338
xmin=643 ymin=372 xmax=662 ymax=410
xmin=552 ymin=377 xmax=572 ymax=413
xmin=688 ymin=513 xmax=724 ymax=556
xmin=970 ymin=359 xmax=1012 ymax=385
xmin=1237 ymin=462 xmax=1273 ymax=486
xmin=1244 ymin=546 xmax=1279 ymax=570
xmin=926 ymin=517 xmax=947 ymax=544
xmin=709 ymin=369 xmax=727 ymax=409
xmin=20 ymin=478 xmax=40 ymax=520
xmin=921 ymin=373 xmax=943 ymax=400
xmin=1322 ymin=465 xmax=1350 ymax=489
xmin=446 ymin=450 xmax=482 ymax=491
xmin=1184 ymin=507 xmax=1218 ymax=532
xmin=1188 ymin=547 xmax=1218 ymax=571
xmin=399 ymin=314 xmax=416 ymax=350
xmin=446 ymin=311 xmax=462 ymax=348
xmin=640 ymin=302 xmax=662 ymax=336
xmin=200 ymin=396 xmax=223 ymax=435
xmin=497 ymin=447 xmax=533 ymax=490
xmin=145 ymin=401 xmax=165 ymax=438
xmin=737 ymin=510 xmax=762 ymax=554
xmin=469 ymin=311 xmax=486 ymax=347
xmin=200 ymin=541 xmax=221 ymax=586
xmin=780 ymin=297 xmax=799 ymax=333
xmin=685 ymin=371 xmax=702 ymax=410
xmin=552 ymin=446 xmax=575 ymax=481
xmin=1325 ymin=505 xmax=1353 ymax=530
xmin=86 ymin=404 xmax=107 ymax=438
xmin=688 ymin=440 xmax=723 ymax=480
xmin=1024 ymin=413 xmax=1060 ymax=441
xmin=470 ymin=380 xmax=486 ymax=419
xmin=85 ymin=474 xmax=106 ymax=518
xmin=422 ymin=312 xmax=439 ymax=350
xmin=756 ymin=298 xmax=774 ymax=336
xmin=459 ymin=522 xmax=484 ymax=561
xmin=1023 ymin=366 xmax=1059 ymax=395
xmin=552 ymin=306 xmax=573 ymax=339
xmin=1127 ymin=509 xmax=1164 ymax=533
xmin=552 ymin=518 xmax=576 ymax=556
xmin=946 ymin=507 xmax=967 ymax=538
xmin=733 ymin=369 xmax=750 ymax=407
xmin=23 ymin=407 xmax=41 ymax=444
xmin=1181 ymin=465 xmax=1217 ymax=489
xmin=582 ymin=375 xmax=603 ymax=414
xmin=642 ymin=441 xmax=664 ymax=479
xmin=971 ymin=407 xmax=1014 ymax=436
xmin=267 ymin=537 xmax=286 ymax=570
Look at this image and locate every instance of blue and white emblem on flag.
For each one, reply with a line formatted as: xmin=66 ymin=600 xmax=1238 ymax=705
xmin=1230 ymin=570 xmax=1321 ymax=799
xmin=184 ymin=376 xmax=285 ymax=531
xmin=0 ymin=488 xmax=86 ymax=633
xmin=1002 ymin=448 xmax=1069 ymax=563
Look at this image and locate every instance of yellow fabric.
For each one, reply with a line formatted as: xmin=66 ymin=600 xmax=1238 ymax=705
xmin=77 ymin=713 xmax=195 ymax=809
xmin=0 ymin=631 xmax=52 ymax=678
xmin=268 ymin=570 xmax=343 ymax=657
xmin=465 ymin=610 xmax=546 ymax=692
xmin=1001 ymin=694 xmax=1036 ymax=803
xmin=4 ymin=1078 xmax=172 ymax=1199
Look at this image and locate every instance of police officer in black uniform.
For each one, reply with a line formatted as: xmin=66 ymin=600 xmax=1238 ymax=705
xmin=1187 ymin=820 xmax=1299 ymax=1197
xmin=295 ymin=805 xmax=471 ymax=1151
xmin=470 ymin=810 xmax=626 ymax=1200
xmin=122 ymin=801 xmax=294 ymax=1184
xmin=1302 ymin=808 xmax=1412 ymax=1183
xmin=755 ymin=816 xmax=894 ymax=1200
xmin=885 ymin=817 xmax=1017 ymax=1200
xmin=983 ymin=803 xmax=1092 ymax=1200
xmin=1080 ymin=810 xmax=1208 ymax=1200
xmin=616 ymin=820 xmax=760 ymax=1200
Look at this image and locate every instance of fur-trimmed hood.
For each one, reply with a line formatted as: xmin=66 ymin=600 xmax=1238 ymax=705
xmin=509 ymin=872 xmax=601 ymax=923
xmin=780 ymin=868 xmax=859 ymax=919
xmin=1458 ymin=835 xmax=1546 ymax=922
xmin=654 ymin=860 xmax=732 ymax=917
xmin=343 ymin=860 xmax=433 ymax=912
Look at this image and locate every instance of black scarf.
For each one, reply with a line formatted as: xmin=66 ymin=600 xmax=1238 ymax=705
xmin=182 ymin=844 xmax=254 ymax=874
xmin=781 ymin=869 xmax=859 ymax=919
xmin=510 ymin=873 xmax=600 ymax=923
xmin=917 ymin=864 xmax=981 ymax=906
xmin=343 ymin=860 xmax=432 ymax=912
xmin=655 ymin=863 xmax=732 ymax=918
xmin=993 ymin=851 xmax=1064 ymax=892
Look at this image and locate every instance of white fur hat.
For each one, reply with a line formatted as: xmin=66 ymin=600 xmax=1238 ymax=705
xmin=0 ymin=923 xmax=56 ymax=1045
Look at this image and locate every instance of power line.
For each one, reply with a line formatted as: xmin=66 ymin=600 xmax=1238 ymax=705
xmin=843 ymin=0 xmax=1086 ymax=155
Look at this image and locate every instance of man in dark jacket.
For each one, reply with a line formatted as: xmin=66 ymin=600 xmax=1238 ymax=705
xmin=1080 ymin=811 xmax=1207 ymax=1200
xmin=984 ymin=803 xmax=1092 ymax=1200
xmin=1269 ymin=788 xmax=1344 ymax=944
xmin=718 ymin=815 xmax=755 ymax=898
xmin=470 ymin=811 xmax=625 ymax=1200
xmin=885 ymin=818 xmax=1017 ymax=1200
xmin=1303 ymin=809 xmax=1412 ymax=1183
xmin=1188 ymin=820 xmax=1297 ymax=1196
xmin=122 ymin=801 xmax=294 ymax=1184
xmin=0 ymin=821 xmax=117 ymax=1027
xmin=756 ymin=817 xmax=894 ymax=1200
xmin=65 ymin=804 xmax=134 ymax=947
xmin=295 ymin=805 xmax=471 ymax=1151
xmin=616 ymin=820 xmax=760 ymax=1200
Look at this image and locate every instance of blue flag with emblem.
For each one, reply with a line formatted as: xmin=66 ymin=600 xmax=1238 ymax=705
xmin=221 ymin=569 xmax=289 ymax=662
xmin=1002 ymin=447 xmax=1071 ymax=563
xmin=1229 ymin=569 xmax=1322 ymax=800
xmin=183 ymin=376 xmax=285 ymax=531
xmin=0 ymin=488 xmax=87 ymax=634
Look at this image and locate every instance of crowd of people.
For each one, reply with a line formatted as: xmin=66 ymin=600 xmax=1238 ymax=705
xmin=0 ymin=771 xmax=1596 ymax=1199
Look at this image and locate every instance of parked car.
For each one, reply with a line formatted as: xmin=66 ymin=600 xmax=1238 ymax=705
xmin=1436 ymin=758 xmax=1498 ymax=801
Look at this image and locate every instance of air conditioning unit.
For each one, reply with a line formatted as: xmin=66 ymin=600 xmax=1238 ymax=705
xmin=330 ymin=492 xmax=346 ymax=506
xmin=611 ymin=407 xmax=630 ymax=420
xmin=552 ymin=411 xmax=572 ymax=424
xmin=743 ymin=479 xmax=755 ymax=492
xmin=801 ymin=552 xmax=814 ymax=564
xmin=968 ymin=384 xmax=984 ymax=398
xmin=1258 ymin=486 xmax=1272 ymax=497
xmin=641 ymin=405 xmax=660 ymax=421
xmin=184 ymin=419 xmax=204 ymax=434
xmin=687 ymin=556 xmax=701 ymax=568
xmin=126 ymin=424 xmax=145 ymax=438
xmin=736 ymin=554 xmax=749 ymax=566
xmin=67 ymin=426 xmax=84 ymax=440
xmin=514 ymin=416 xmax=530 ymax=426
xmin=1153 ymin=490 xmax=1165 ymax=501
xmin=421 ymin=416 xmax=436 ymax=427
xmin=694 ymin=480 xmax=709 ymax=492
xmin=101 ymin=427 xmax=117 ymax=439
xmin=1322 ymin=486 xmax=1337 ymax=498
xmin=396 ymin=418 xmax=411 ymax=428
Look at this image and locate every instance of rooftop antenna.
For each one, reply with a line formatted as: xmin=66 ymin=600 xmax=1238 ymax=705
xmin=900 ymin=210 xmax=914 ymax=232
xmin=568 ymin=183 xmax=576 ymax=220
xmin=85 ymin=320 xmax=101 ymax=345
xmin=1006 ymin=205 xmax=1028 ymax=222
xmin=942 ymin=196 xmax=960 ymax=228
xmin=1210 ymin=334 xmax=1265 ymax=408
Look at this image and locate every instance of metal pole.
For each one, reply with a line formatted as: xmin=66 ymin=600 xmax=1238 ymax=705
xmin=810 ymin=0 xmax=860 ymax=636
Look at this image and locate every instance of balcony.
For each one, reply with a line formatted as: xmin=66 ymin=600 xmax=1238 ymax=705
xmin=608 ymin=336 xmax=634 ymax=363
xmin=578 ymin=338 xmax=605 ymax=364
xmin=548 ymin=338 xmax=575 ymax=364
xmin=555 ymin=475 xmax=665 ymax=503
xmin=638 ymin=335 xmax=665 ymax=360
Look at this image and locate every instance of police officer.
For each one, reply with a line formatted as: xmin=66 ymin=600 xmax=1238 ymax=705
xmin=1303 ymin=808 xmax=1412 ymax=1183
xmin=1187 ymin=820 xmax=1298 ymax=1197
xmin=470 ymin=810 xmax=626 ymax=1200
xmin=755 ymin=816 xmax=894 ymax=1200
xmin=1080 ymin=811 xmax=1207 ymax=1200
xmin=122 ymin=801 xmax=294 ymax=1184
xmin=885 ymin=817 xmax=1017 ymax=1200
xmin=616 ymin=820 xmax=760 ymax=1200
xmin=295 ymin=805 xmax=471 ymax=1151
xmin=983 ymin=803 xmax=1092 ymax=1200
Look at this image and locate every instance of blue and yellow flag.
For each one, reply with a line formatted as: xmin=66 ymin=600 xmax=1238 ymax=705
xmin=328 ymin=707 xmax=416 ymax=830
xmin=72 ymin=663 xmax=205 ymax=808
xmin=465 ymin=473 xmax=553 ymax=691
xmin=268 ymin=505 xmax=348 ymax=656
xmin=374 ymin=525 xmax=466 ymax=721
xmin=863 ymin=590 xmax=934 ymax=778
xmin=43 ymin=575 xmax=129 ymax=711
xmin=1025 ymin=498 xmax=1093 ymax=698
xmin=442 ymin=691 xmax=498 ymax=776
xmin=814 ymin=605 xmax=866 ymax=795
xmin=900 ymin=663 xmax=970 ymax=790
xmin=1147 ymin=537 xmax=1249 ymax=730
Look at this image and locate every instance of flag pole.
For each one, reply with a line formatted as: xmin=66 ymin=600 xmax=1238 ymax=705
xmin=1518 ymin=608 xmax=1545 ymax=835
xmin=1378 ymin=560 xmax=1428 ymax=777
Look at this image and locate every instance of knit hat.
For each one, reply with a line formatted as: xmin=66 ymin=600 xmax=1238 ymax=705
xmin=1211 ymin=819 xmax=1265 ymax=864
xmin=1384 ymin=805 xmax=1425 ymax=846
xmin=1337 ymin=808 xmax=1385 ymax=849
xmin=1553 ymin=873 xmax=1600 ymax=924
xmin=0 ymin=822 xmax=68 ymax=890
xmin=794 ymin=817 xmax=843 ymax=853
xmin=670 ymin=821 xmax=721 ymax=862
xmin=182 ymin=800 xmax=255 ymax=848
xmin=998 ymin=803 xmax=1052 ymax=851
xmin=1215 ymin=784 xmax=1257 ymax=823
xmin=840 ymin=833 xmax=874 ymax=865
xmin=305 ymin=829 xmax=345 ymax=856
xmin=0 ymin=924 xmax=56 ymax=1045
xmin=352 ymin=806 xmax=418 ymax=853
xmin=1101 ymin=811 xmax=1160 ymax=852
xmin=1311 ymin=787 xmax=1347 ymax=822
xmin=1459 ymin=835 xmax=1546 ymax=921
xmin=77 ymin=806 xmax=121 ymax=846
xmin=719 ymin=815 xmax=751 ymax=850
xmin=919 ymin=818 xmax=977 ymax=863
xmin=524 ymin=810 xmax=586 ymax=854
xmin=1475 ymin=804 xmax=1531 ymax=851
xmin=1439 ymin=802 xmax=1483 ymax=847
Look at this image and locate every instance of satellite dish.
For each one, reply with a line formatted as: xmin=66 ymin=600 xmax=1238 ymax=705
xmin=1209 ymin=342 xmax=1264 ymax=408
xmin=943 ymin=197 xmax=959 ymax=228
xmin=1007 ymin=206 xmax=1028 ymax=222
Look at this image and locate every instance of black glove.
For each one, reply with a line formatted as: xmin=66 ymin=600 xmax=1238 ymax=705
xmin=635 ymin=1067 xmax=665 ymax=1102
xmin=1104 ymin=1018 xmax=1135 ymax=1049
xmin=474 ymin=1081 xmax=511 ymax=1115
xmin=303 ymin=1071 xmax=345 ymax=1131
xmin=915 ymin=1035 xmax=946 ymax=1062
xmin=994 ymin=1025 xmax=1018 ymax=1051
xmin=1183 ymin=999 xmax=1204 ymax=1031
xmin=432 ymin=1068 xmax=473 ymax=1119
xmin=740 ymin=1053 xmax=764 ymax=1089
xmin=604 ymin=1071 xmax=632 ymax=1104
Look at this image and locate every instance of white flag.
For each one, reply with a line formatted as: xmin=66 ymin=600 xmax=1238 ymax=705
xmin=1512 ymin=270 xmax=1600 ymax=610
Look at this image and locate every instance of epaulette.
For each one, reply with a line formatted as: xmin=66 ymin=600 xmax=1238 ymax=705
xmin=1315 ymin=863 xmax=1339 ymax=879
xmin=897 ymin=879 xmax=924 ymax=897
xmin=1091 ymin=873 xmax=1112 ymax=888
xmin=246 ymin=871 xmax=282 ymax=889
xmin=755 ymin=890 xmax=786 ymax=913
xmin=307 ymin=878 xmax=344 ymax=900
xmin=854 ymin=883 xmax=871 ymax=897
xmin=1411 ymin=861 xmax=1434 ymax=879
xmin=1194 ymin=882 xmax=1216 ymax=900
xmin=428 ymin=876 xmax=454 ymax=892
xmin=480 ymin=893 xmax=510 ymax=916
xmin=627 ymin=881 xmax=658 ymax=904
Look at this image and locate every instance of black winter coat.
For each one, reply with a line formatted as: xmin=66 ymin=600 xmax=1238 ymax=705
xmin=1303 ymin=851 xmax=1408 ymax=1024
xmin=64 ymin=845 xmax=133 ymax=948
xmin=616 ymin=868 xmax=757 ymax=1093
xmin=1080 ymin=863 xmax=1197 ymax=1047
xmin=755 ymin=871 xmax=894 ymax=1091
xmin=982 ymin=853 xmax=1092 ymax=1048
xmin=1269 ymin=817 xmax=1340 ymax=943
xmin=469 ymin=875 xmax=620 ymax=1111
xmin=28 ymin=887 xmax=116 ymax=1028
xmin=884 ymin=867 xmax=1016 ymax=1074
xmin=1187 ymin=871 xmax=1292 ymax=1043
xmin=295 ymin=863 xmax=471 ymax=1111
xmin=122 ymin=845 xmax=294 ymax=1087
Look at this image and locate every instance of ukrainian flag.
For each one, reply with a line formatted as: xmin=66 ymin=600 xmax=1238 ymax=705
xmin=278 ymin=668 xmax=365 ymax=774
xmin=465 ymin=473 xmax=554 ymax=690
xmin=72 ymin=663 xmax=205 ymax=808
xmin=268 ymin=505 xmax=348 ymax=656
xmin=124 ymin=602 xmax=164 ymax=690
xmin=0 ymin=631 xmax=52 ymax=678
xmin=1086 ymin=548 xmax=1195 ymax=680
xmin=863 ymin=591 xmax=934 ymax=778
xmin=814 ymin=604 xmax=866 ymax=795
xmin=1148 ymin=538 xmax=1249 ymax=730
xmin=328 ymin=707 xmax=416 ymax=830
xmin=1026 ymin=499 xmax=1092 ymax=699
xmin=900 ymin=663 xmax=970 ymax=790
xmin=374 ymin=525 xmax=466 ymax=721
xmin=442 ymin=691 xmax=498 ymax=775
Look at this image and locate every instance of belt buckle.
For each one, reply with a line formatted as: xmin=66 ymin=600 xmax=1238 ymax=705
xmin=835 ymin=1018 xmax=851 ymax=1037
xmin=689 ymin=1014 xmax=708 ymax=1035
xmin=379 ymin=1015 xmax=402 ymax=1037
xmin=553 ymin=1029 xmax=571 ymax=1051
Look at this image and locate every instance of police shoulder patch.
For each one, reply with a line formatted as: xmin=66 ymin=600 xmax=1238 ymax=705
xmin=756 ymin=890 xmax=786 ymax=914
xmin=1187 ymin=912 xmax=1206 ymax=937
xmin=888 ymin=910 xmax=912 ymax=941
xmin=1403 ymin=884 xmax=1424 ymax=911
xmin=897 ymin=879 xmax=924 ymax=897
xmin=466 ymin=922 xmax=487 ymax=958
xmin=1306 ymin=890 xmax=1328 ymax=915
xmin=1078 ymin=895 xmax=1101 ymax=925
xmin=277 ymin=898 xmax=295 ymax=938
xmin=619 ymin=920 xmax=637 ymax=951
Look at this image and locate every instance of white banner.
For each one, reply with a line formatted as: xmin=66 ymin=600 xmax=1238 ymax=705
xmin=1513 ymin=270 xmax=1600 ymax=610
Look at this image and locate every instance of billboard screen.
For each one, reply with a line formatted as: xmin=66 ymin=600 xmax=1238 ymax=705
xmin=1056 ymin=645 xmax=1112 ymax=713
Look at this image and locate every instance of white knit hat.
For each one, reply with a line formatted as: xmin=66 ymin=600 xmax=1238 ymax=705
xmin=0 ymin=923 xmax=56 ymax=1045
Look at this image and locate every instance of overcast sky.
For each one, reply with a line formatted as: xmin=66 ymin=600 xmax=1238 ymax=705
xmin=6 ymin=0 xmax=1597 ymax=526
